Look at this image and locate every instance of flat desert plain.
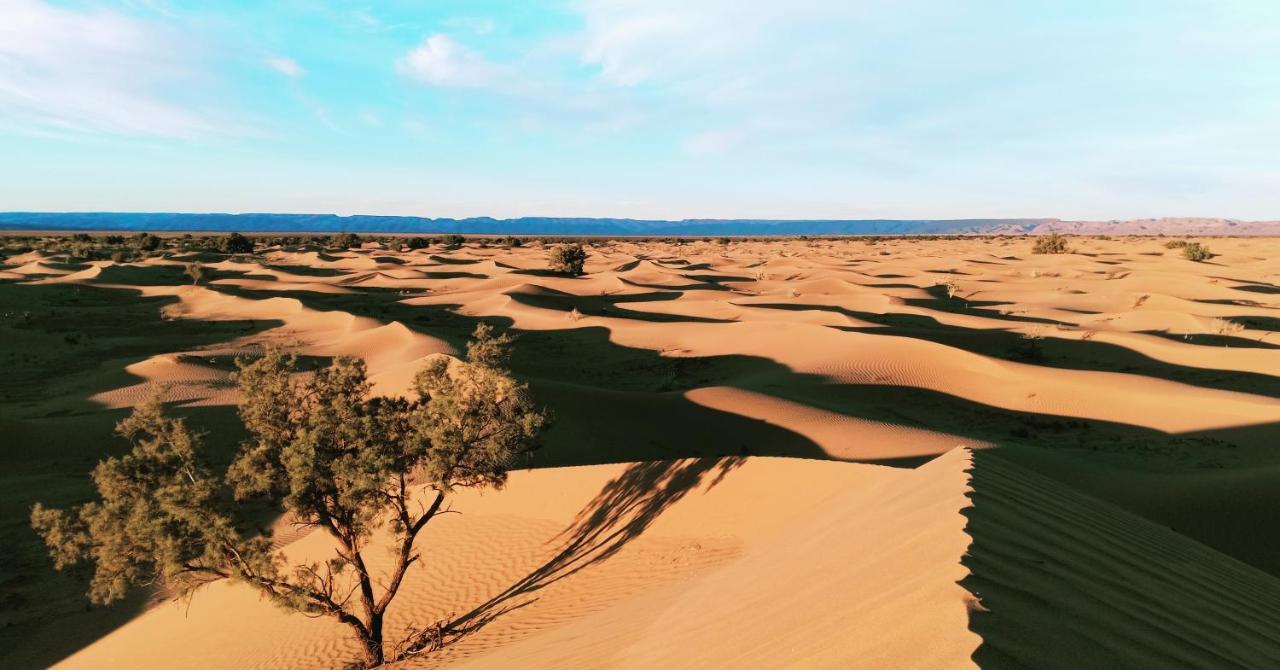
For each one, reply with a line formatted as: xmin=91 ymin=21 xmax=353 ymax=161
xmin=2 ymin=235 xmax=1280 ymax=669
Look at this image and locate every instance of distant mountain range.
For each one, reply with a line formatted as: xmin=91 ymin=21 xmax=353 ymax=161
xmin=0 ymin=212 xmax=1277 ymax=236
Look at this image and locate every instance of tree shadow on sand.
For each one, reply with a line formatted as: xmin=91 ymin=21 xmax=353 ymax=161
xmin=446 ymin=456 xmax=746 ymax=639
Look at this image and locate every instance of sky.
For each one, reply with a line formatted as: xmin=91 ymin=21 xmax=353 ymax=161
xmin=1 ymin=0 xmax=1278 ymax=220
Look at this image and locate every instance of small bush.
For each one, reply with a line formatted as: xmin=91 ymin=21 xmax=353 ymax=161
xmin=1182 ymin=242 xmax=1213 ymax=261
xmin=442 ymin=234 xmax=466 ymax=249
xmin=549 ymin=243 xmax=588 ymax=276
xmin=329 ymin=232 xmax=362 ymax=249
xmin=130 ymin=232 xmax=162 ymax=252
xmin=1163 ymin=239 xmax=1189 ymax=249
xmin=185 ymin=262 xmax=205 ymax=285
xmin=406 ymin=236 xmax=431 ymax=250
xmin=217 ymin=233 xmax=254 ymax=255
xmin=1031 ymin=234 xmax=1070 ymax=255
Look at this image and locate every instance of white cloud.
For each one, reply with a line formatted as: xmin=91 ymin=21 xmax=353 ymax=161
xmin=397 ymin=34 xmax=503 ymax=89
xmin=266 ymin=56 xmax=305 ymax=77
xmin=0 ymin=0 xmax=224 ymax=138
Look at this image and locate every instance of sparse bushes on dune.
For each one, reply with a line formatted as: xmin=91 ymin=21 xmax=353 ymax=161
xmin=406 ymin=236 xmax=431 ymax=250
xmin=30 ymin=325 xmax=546 ymax=668
xmin=549 ymin=243 xmax=588 ymax=276
xmin=1031 ymin=233 xmax=1071 ymax=255
xmin=442 ymin=234 xmax=466 ymax=249
xmin=329 ymin=232 xmax=362 ymax=249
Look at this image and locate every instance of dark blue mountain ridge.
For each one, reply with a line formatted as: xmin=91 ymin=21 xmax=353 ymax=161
xmin=0 ymin=212 xmax=1275 ymax=236
xmin=0 ymin=212 xmax=1051 ymax=235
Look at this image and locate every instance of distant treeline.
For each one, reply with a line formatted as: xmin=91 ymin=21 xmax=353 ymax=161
xmin=0 ymin=212 xmax=1055 ymax=236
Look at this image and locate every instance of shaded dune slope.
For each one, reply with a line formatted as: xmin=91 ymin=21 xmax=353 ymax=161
xmin=963 ymin=448 xmax=1280 ymax=669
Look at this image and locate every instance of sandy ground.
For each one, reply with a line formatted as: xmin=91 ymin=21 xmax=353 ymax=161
xmin=1 ymin=236 xmax=1279 ymax=668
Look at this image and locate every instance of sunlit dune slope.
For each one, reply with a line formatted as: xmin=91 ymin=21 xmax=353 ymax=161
xmin=54 ymin=451 xmax=980 ymax=670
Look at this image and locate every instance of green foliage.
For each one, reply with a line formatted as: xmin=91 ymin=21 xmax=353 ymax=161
xmin=442 ymin=234 xmax=466 ymax=249
xmin=1031 ymin=233 xmax=1070 ymax=254
xmin=30 ymin=393 xmax=252 ymax=606
xmin=218 ymin=233 xmax=255 ymax=255
xmin=1182 ymin=242 xmax=1213 ymax=261
xmin=32 ymin=327 xmax=545 ymax=668
xmin=130 ymin=232 xmax=162 ymax=252
xmin=548 ymin=243 xmax=588 ymax=276
xmin=406 ymin=236 xmax=431 ymax=250
xmin=330 ymin=232 xmax=362 ymax=249
xmin=463 ymin=322 xmax=514 ymax=370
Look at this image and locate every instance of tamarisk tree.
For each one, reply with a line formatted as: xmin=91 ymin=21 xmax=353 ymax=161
xmin=32 ymin=324 xmax=545 ymax=668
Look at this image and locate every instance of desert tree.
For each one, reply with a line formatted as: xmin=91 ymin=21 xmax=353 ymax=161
xmin=30 ymin=394 xmax=260 ymax=607
xmin=32 ymin=324 xmax=545 ymax=668
xmin=185 ymin=261 xmax=205 ymax=285
xmin=129 ymin=232 xmax=162 ymax=253
xmin=548 ymin=243 xmax=588 ymax=276
xmin=218 ymin=232 xmax=255 ymax=255
xmin=330 ymin=232 xmax=363 ymax=249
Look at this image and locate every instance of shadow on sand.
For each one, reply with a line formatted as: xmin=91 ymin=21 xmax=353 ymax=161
xmin=447 ymin=456 xmax=746 ymax=639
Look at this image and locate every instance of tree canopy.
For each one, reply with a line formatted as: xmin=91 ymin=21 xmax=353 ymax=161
xmin=32 ymin=324 xmax=545 ymax=668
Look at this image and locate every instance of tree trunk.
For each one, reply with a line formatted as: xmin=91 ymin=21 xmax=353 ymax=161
xmin=360 ymin=612 xmax=384 ymax=668
xmin=360 ymin=631 xmax=383 ymax=668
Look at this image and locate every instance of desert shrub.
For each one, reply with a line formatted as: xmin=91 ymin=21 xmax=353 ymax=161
xmin=129 ymin=232 xmax=162 ymax=252
xmin=1164 ymin=239 xmax=1190 ymax=249
xmin=1211 ymin=318 xmax=1244 ymax=336
xmin=68 ymin=241 xmax=94 ymax=259
xmin=406 ymin=236 xmax=431 ymax=250
xmin=442 ymin=234 xmax=466 ymax=249
xmin=330 ymin=232 xmax=362 ymax=249
xmin=185 ymin=262 xmax=205 ymax=285
xmin=31 ymin=325 xmax=545 ymax=668
xmin=103 ymin=235 xmax=125 ymax=245
xmin=1031 ymin=233 xmax=1070 ymax=254
xmin=548 ymin=243 xmax=588 ymax=276
xmin=218 ymin=232 xmax=254 ymax=255
xmin=1182 ymin=242 xmax=1213 ymax=261
xmin=501 ymin=235 xmax=523 ymax=248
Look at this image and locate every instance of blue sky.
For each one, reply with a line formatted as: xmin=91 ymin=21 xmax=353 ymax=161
xmin=1 ymin=0 xmax=1278 ymax=219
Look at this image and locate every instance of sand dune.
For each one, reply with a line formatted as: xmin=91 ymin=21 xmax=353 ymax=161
xmin=964 ymin=448 xmax=1280 ymax=668
xmin=53 ymin=452 xmax=979 ymax=670
xmin=3 ymin=236 xmax=1279 ymax=669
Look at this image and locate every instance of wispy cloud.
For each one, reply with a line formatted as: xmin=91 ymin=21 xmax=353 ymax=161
xmin=0 ymin=0 xmax=226 ymax=138
xmin=397 ymin=34 xmax=505 ymax=89
xmin=266 ymin=56 xmax=305 ymax=77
